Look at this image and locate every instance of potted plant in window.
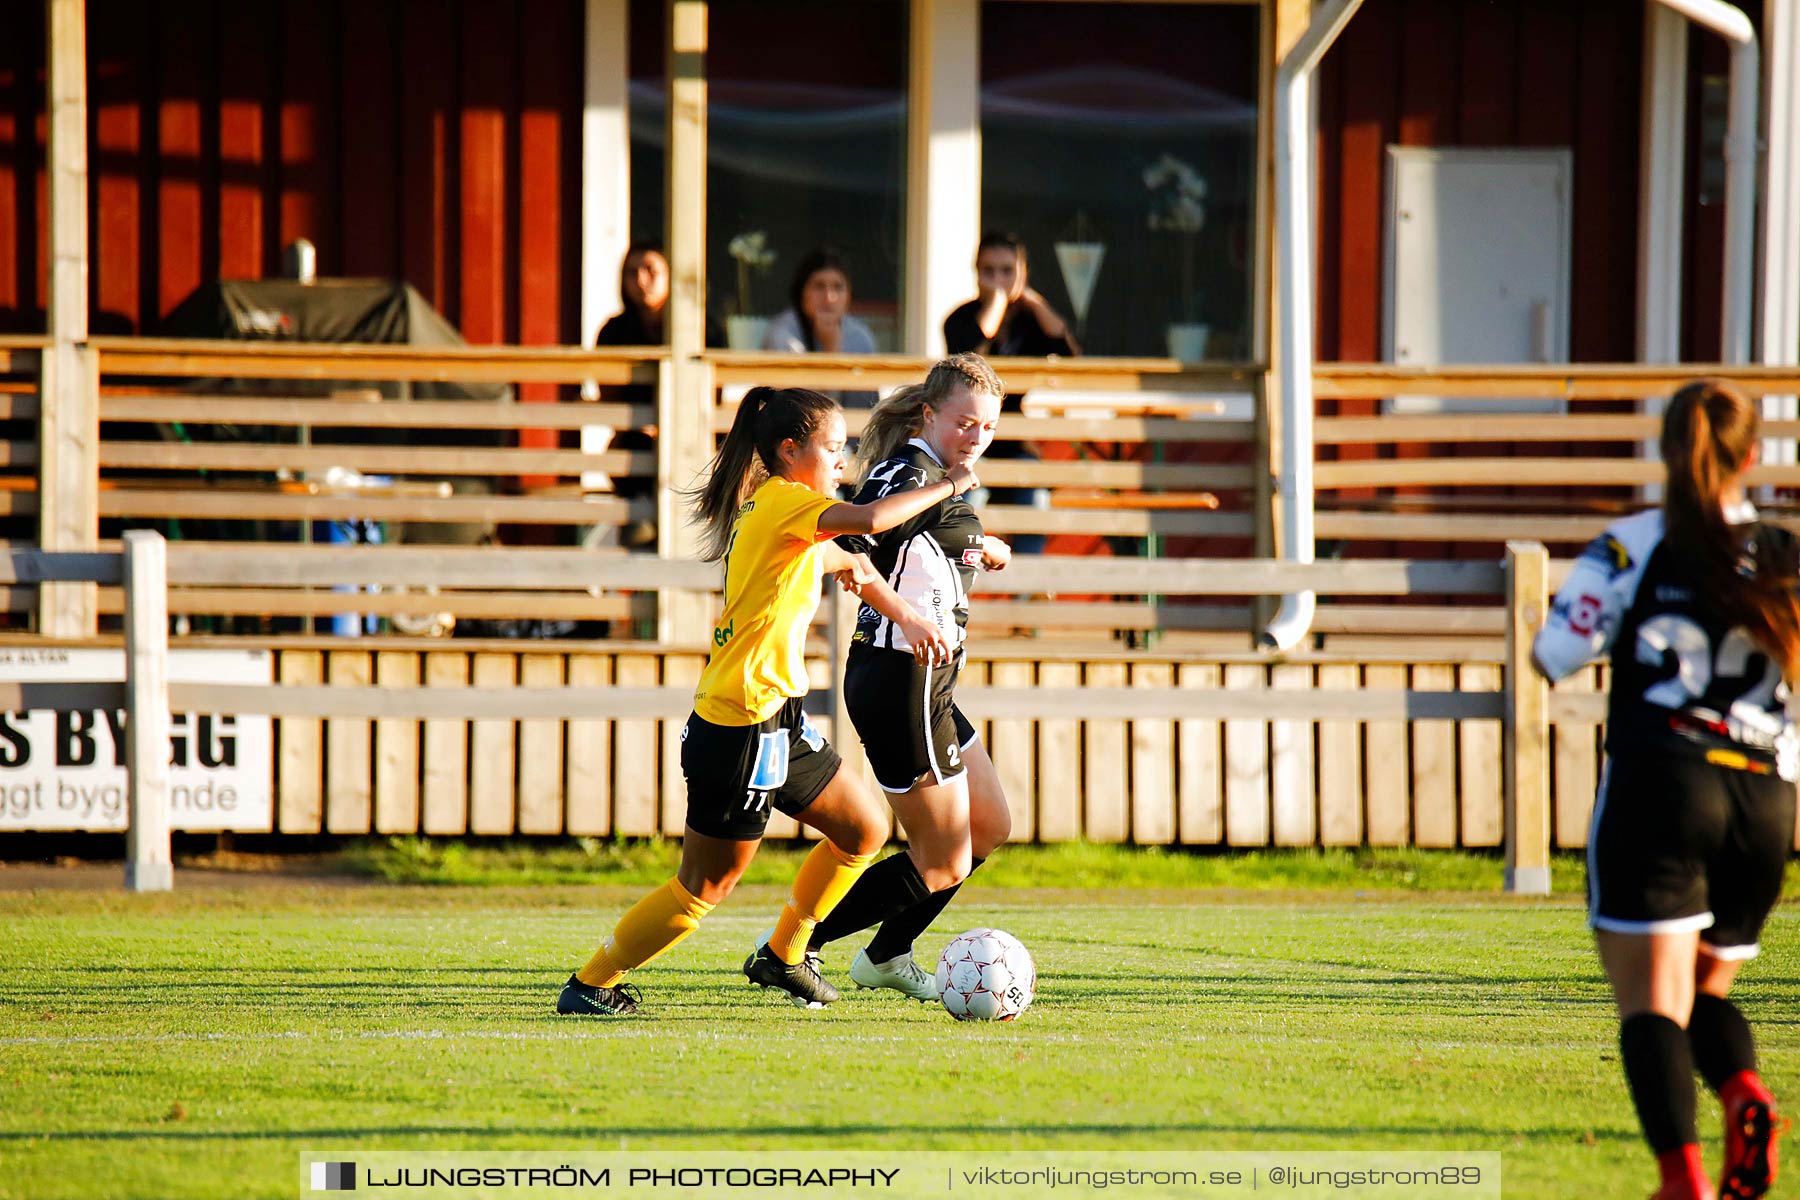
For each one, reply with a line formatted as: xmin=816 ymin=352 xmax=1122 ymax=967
xmin=1144 ymin=153 xmax=1209 ymax=361
xmin=726 ymin=230 xmax=777 ymax=350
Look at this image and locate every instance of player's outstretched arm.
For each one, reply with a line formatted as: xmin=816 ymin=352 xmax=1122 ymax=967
xmin=818 ymin=463 xmax=978 ymax=537
xmin=820 ymin=546 xmax=951 ymax=665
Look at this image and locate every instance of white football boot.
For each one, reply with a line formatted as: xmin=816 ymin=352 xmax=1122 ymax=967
xmin=848 ymin=947 xmax=939 ymax=1002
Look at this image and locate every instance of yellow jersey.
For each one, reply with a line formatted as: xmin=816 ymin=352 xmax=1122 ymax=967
xmin=693 ymin=476 xmax=838 ymax=726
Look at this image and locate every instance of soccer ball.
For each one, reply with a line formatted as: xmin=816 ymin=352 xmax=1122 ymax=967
xmin=935 ymin=928 xmax=1035 ymax=1021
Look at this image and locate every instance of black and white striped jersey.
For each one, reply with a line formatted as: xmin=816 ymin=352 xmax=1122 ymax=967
xmin=837 ymin=438 xmax=985 ymax=655
xmin=1534 ymin=504 xmax=1799 ymax=776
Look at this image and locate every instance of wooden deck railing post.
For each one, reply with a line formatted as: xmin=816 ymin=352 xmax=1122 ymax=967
xmin=657 ymin=353 xmax=715 ymax=642
xmin=1503 ymin=540 xmax=1551 ymax=895
xmin=658 ymin=0 xmax=714 ymax=644
xmin=1253 ymin=366 xmax=1278 ymax=634
xmin=123 ymin=531 xmax=172 ymax=893
xmin=41 ymin=0 xmax=96 ymax=637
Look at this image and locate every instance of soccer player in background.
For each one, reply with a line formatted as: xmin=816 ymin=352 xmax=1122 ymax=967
xmin=757 ymin=353 xmax=1016 ymax=1001
xmin=1533 ymin=379 xmax=1794 ymax=1200
xmin=556 ymin=386 xmax=978 ymax=1015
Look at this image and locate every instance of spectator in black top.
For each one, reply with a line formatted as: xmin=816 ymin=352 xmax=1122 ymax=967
xmin=942 ymin=232 xmax=1080 ymax=361
xmin=590 ymin=245 xmax=723 ymax=548
xmin=596 ymin=243 xmax=670 ymax=347
xmin=941 ymin=232 xmax=1078 ymax=556
xmin=594 ymin=242 xmax=726 ymax=349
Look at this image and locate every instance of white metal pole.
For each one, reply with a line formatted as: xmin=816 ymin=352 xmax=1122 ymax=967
xmin=1639 ymin=2 xmax=1689 ymax=366
xmin=1638 ymin=4 xmax=1690 ymax=499
xmin=1761 ymin=0 xmax=1800 ymax=468
xmin=1655 ymin=0 xmax=1758 ymax=364
xmin=1263 ymin=0 xmax=1364 ymax=653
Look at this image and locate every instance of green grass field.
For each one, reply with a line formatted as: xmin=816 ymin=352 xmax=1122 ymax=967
xmin=3 ymin=853 xmax=1796 ymax=1199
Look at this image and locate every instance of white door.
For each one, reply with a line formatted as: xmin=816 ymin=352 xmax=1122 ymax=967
xmin=1383 ymin=147 xmax=1573 ymax=413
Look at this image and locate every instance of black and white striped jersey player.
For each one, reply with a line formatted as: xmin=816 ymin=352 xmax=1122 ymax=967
xmin=837 ymin=437 xmax=996 ymax=793
xmin=1533 ymin=504 xmax=1798 ymax=959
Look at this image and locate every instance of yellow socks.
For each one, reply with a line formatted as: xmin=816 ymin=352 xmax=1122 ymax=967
xmin=769 ymin=840 xmax=876 ymax=965
xmin=576 ymin=877 xmax=714 ymax=987
xmin=576 ymin=845 xmax=874 ymax=984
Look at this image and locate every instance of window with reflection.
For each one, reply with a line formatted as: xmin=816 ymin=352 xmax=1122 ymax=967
xmin=627 ymin=0 xmax=908 ymax=353
xmin=979 ymin=2 xmax=1259 ymax=360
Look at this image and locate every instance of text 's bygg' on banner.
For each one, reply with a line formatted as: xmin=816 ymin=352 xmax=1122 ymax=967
xmin=0 ymin=647 xmax=273 ymax=832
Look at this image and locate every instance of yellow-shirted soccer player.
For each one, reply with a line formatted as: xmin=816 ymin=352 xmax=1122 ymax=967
xmin=557 ymin=385 xmax=977 ymax=1014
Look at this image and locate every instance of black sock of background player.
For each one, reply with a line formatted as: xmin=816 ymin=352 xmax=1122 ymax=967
xmin=865 ymin=856 xmax=985 ymax=963
xmin=1620 ymin=1013 xmax=1700 ymax=1153
xmin=807 ymin=852 xmax=932 ymax=952
xmin=1688 ymin=993 xmax=1758 ymax=1091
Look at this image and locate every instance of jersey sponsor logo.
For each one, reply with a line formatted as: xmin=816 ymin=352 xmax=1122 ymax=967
xmin=1580 ymin=532 xmax=1632 ymax=578
xmin=1566 ymin=592 xmax=1604 ymax=637
xmin=961 ymin=548 xmax=984 ymax=566
xmin=1655 ymin=584 xmax=1693 ymax=604
xmin=712 ymin=618 xmax=735 ymax=648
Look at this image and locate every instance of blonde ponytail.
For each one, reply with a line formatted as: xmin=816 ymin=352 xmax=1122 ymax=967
xmin=856 ymin=384 xmax=932 ymax=473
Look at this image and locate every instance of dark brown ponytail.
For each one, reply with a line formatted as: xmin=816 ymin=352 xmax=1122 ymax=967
xmin=685 ymin=386 xmax=841 ymax=560
xmin=1661 ymin=378 xmax=1800 ymax=680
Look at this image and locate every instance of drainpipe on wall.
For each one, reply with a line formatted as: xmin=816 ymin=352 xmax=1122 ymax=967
xmin=1656 ymin=0 xmax=1758 ymax=364
xmin=1261 ymin=0 xmax=1364 ymax=653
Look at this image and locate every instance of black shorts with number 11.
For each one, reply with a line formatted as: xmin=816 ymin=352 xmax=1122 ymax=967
xmin=845 ymin=642 xmax=976 ymax=794
xmin=680 ymin=697 xmax=841 ymax=840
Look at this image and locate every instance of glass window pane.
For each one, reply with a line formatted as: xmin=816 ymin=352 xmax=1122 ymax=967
xmin=709 ymin=1 xmax=907 ymax=351
xmin=980 ymin=2 xmax=1259 ymax=359
xmin=628 ymin=2 xmax=908 ymax=351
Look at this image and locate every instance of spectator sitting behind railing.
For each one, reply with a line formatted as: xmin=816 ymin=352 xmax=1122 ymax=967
xmin=942 ymin=232 xmax=1078 ymax=557
xmin=763 ymin=248 xmax=878 ymax=409
xmin=595 ymin=242 xmax=726 ymax=349
xmin=591 ymin=243 xmax=724 ymax=550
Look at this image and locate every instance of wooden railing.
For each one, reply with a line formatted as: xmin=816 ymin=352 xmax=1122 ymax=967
xmin=3 ymin=535 xmax=1602 ymax=888
xmin=3 ymin=338 xmax=1271 ymax=640
xmin=1311 ymin=363 xmax=1800 ymax=547
xmin=14 ymin=341 xmax=1800 ymax=642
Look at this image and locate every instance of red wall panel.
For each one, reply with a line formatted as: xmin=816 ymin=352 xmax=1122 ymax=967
xmin=4 ymin=0 xmax=584 ymax=343
xmin=339 ymin=1 xmax=401 ymax=280
xmin=89 ymin=2 xmax=147 ymax=332
xmin=1318 ymin=0 xmax=1653 ymax=368
xmin=279 ymin=2 xmax=338 ymax=274
xmin=156 ymin=0 xmax=210 ymax=320
xmin=400 ymin=0 xmax=457 ymax=318
xmin=216 ymin=2 xmax=273 ymax=283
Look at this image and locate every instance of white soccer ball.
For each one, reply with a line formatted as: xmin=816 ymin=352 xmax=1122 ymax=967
xmin=935 ymin=928 xmax=1035 ymax=1021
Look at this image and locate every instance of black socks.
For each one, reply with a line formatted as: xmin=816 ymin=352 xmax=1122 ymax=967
xmin=1620 ymin=1013 xmax=1699 ymax=1153
xmin=866 ymin=856 xmax=985 ymax=962
xmin=807 ymin=852 xmax=934 ymax=951
xmin=1688 ymin=992 xmax=1758 ymax=1092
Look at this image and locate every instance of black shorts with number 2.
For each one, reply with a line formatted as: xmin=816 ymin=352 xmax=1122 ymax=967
xmin=680 ymin=697 xmax=842 ymax=840
xmin=845 ymin=643 xmax=977 ymax=794
xmin=1588 ymin=744 xmax=1795 ymax=958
